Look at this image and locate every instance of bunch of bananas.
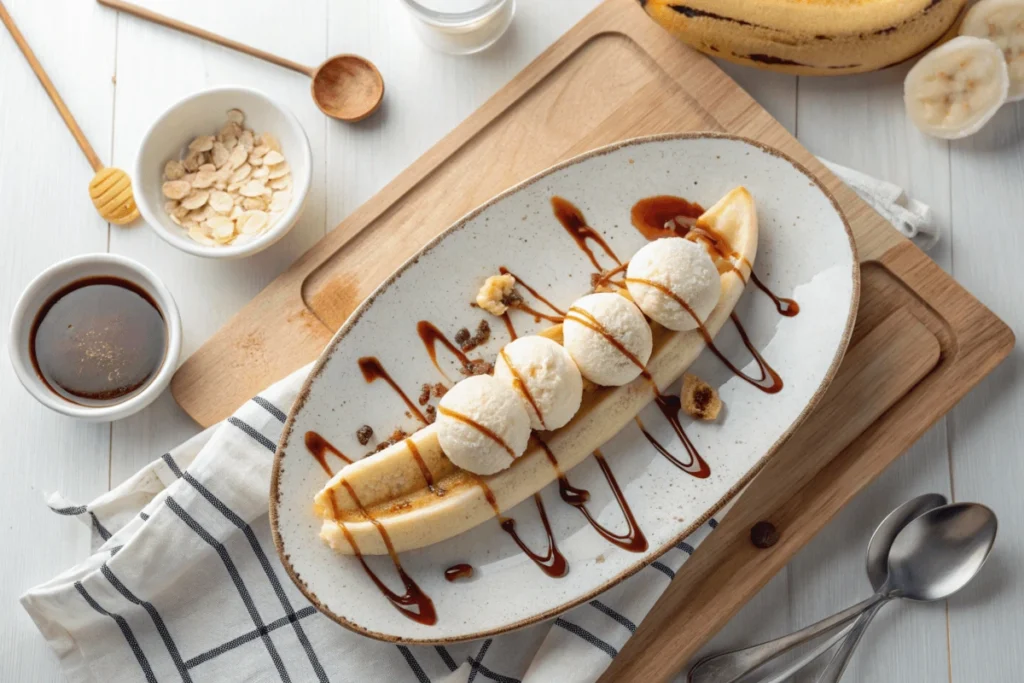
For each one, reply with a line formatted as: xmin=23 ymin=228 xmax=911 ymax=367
xmin=639 ymin=0 xmax=967 ymax=75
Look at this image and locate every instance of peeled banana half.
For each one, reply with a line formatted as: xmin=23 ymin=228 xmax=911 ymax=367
xmin=315 ymin=188 xmax=758 ymax=556
xmin=640 ymin=0 xmax=968 ymax=75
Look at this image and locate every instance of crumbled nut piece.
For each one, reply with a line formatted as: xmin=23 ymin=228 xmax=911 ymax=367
xmin=371 ymin=427 xmax=408 ymax=455
xmin=454 ymin=328 xmax=470 ymax=345
xmin=460 ymin=358 xmax=494 ymax=377
xmin=418 ymin=383 xmax=432 ymax=406
xmin=432 ymin=383 xmax=447 ymax=398
xmin=461 ymin=319 xmax=492 ymax=352
xmin=475 ymin=273 xmax=517 ymax=316
xmin=356 ymin=425 xmax=373 ymax=446
xmin=681 ymin=373 xmax=722 ymax=421
xmin=425 ymin=405 xmax=437 ymax=423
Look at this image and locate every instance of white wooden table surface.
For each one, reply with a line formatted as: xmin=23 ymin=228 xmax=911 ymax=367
xmin=1 ymin=1 xmax=1020 ymax=681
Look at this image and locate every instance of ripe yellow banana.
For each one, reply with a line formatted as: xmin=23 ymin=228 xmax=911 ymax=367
xmin=315 ymin=188 xmax=758 ymax=555
xmin=640 ymin=0 xmax=967 ymax=75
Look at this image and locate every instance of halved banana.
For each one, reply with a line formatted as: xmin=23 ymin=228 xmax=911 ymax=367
xmin=904 ymin=36 xmax=1009 ymax=139
xmin=315 ymin=188 xmax=758 ymax=555
xmin=960 ymin=0 xmax=1024 ymax=102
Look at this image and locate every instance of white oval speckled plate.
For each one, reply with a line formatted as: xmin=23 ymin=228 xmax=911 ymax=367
xmin=271 ymin=134 xmax=858 ymax=644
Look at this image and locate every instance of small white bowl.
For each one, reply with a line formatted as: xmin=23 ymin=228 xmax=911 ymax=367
xmin=8 ymin=254 xmax=182 ymax=422
xmin=135 ymin=86 xmax=312 ymax=259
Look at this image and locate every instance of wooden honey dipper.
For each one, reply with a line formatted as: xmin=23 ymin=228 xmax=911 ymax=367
xmin=0 ymin=1 xmax=138 ymax=224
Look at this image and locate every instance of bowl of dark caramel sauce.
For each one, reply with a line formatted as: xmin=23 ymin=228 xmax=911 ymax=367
xmin=9 ymin=254 xmax=181 ymax=421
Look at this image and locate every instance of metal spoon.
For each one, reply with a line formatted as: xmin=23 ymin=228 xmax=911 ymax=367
xmin=98 ymin=0 xmax=384 ymax=122
xmin=688 ymin=493 xmax=948 ymax=683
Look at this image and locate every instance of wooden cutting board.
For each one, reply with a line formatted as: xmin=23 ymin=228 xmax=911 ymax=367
xmin=171 ymin=0 xmax=1013 ymax=676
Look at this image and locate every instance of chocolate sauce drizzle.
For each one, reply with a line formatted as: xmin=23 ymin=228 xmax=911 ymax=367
xmin=436 ymin=405 xmax=517 ymax=460
xmin=332 ymin=480 xmax=437 ymax=625
xmin=359 ymin=357 xmax=427 ymax=424
xmin=624 ymin=276 xmax=783 ymax=394
xmin=416 ymin=321 xmax=471 ymax=382
xmin=630 ymin=195 xmax=799 ymax=318
xmin=304 ymin=431 xmax=351 ymax=477
xmin=405 ymin=438 xmax=440 ymax=495
xmin=499 ymin=266 xmax=566 ymax=323
xmin=551 ymin=196 xmax=622 ymax=271
xmin=536 ymin=437 xmax=647 ymax=552
xmin=444 ymin=564 xmax=474 ymax=582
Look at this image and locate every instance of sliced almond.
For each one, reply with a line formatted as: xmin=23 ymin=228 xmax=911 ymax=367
xmin=169 ymin=213 xmax=182 ymax=226
xmin=227 ymin=109 xmax=245 ymax=125
xmin=227 ymin=145 xmax=248 ymax=170
xmin=181 ymin=190 xmax=210 ymax=210
xmin=238 ymin=210 xmax=268 ymax=234
xmin=191 ymin=170 xmax=216 ymax=189
xmin=163 ymin=160 xmax=185 ymax=181
xmin=189 ymin=225 xmax=217 ymax=246
xmin=267 ymin=162 xmax=290 ymax=180
xmin=162 ymin=180 xmax=192 ymax=200
xmin=188 ymin=204 xmax=217 ymax=223
xmin=248 ymin=154 xmax=263 ymax=167
xmin=209 ymin=190 xmax=234 ymax=213
xmin=230 ymin=205 xmax=243 ymax=219
xmin=208 ymin=215 xmax=236 ymax=242
xmin=240 ymin=179 xmax=266 ymax=197
xmin=243 ymin=197 xmax=266 ymax=210
xmin=269 ymin=174 xmax=292 ymax=191
xmin=269 ymin=191 xmax=291 ymax=212
xmin=240 ymin=130 xmax=254 ymax=152
xmin=221 ymin=134 xmax=238 ymax=150
xmin=183 ymin=150 xmax=206 ymax=172
xmin=252 ymin=166 xmax=269 ymax=179
xmin=219 ymin=121 xmax=242 ymax=140
xmin=198 ymin=163 xmax=217 ymax=173
xmin=229 ymin=163 xmax=252 ymax=184
xmin=262 ymin=150 xmax=285 ymax=166
xmin=251 ymin=144 xmax=270 ymax=159
xmin=258 ymin=132 xmax=281 ymax=152
xmin=189 ymin=135 xmax=215 ymax=152
xmin=211 ymin=141 xmax=230 ymax=168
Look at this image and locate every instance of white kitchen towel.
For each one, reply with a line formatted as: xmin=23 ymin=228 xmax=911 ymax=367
xmin=22 ymin=169 xmax=934 ymax=683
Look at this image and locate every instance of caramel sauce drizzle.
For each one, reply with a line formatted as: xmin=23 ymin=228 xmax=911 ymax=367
xmin=630 ymin=194 xmax=799 ymax=318
xmin=437 ymin=405 xmax=517 ymax=460
xmin=405 ymin=438 xmax=440 ymax=495
xmin=416 ymin=321 xmax=471 ymax=382
xmin=563 ymin=303 xmax=711 ymax=479
xmin=624 ymin=277 xmax=783 ymax=394
xmin=304 ymin=431 xmax=351 ymax=477
xmin=501 ymin=312 xmax=518 ymax=342
xmin=536 ymin=437 xmax=647 ymax=552
xmin=329 ymin=480 xmax=437 ymax=625
xmin=444 ymin=564 xmax=474 ymax=582
xmin=499 ymin=348 xmax=547 ymax=430
xmin=499 ymin=267 xmax=566 ymax=316
xmin=359 ymin=357 xmax=428 ymax=424
xmin=551 ymin=196 xmax=622 ymax=271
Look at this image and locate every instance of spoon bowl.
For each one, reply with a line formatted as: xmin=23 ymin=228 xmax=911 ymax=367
xmin=866 ymin=493 xmax=948 ymax=590
xmin=311 ymin=55 xmax=385 ymax=122
xmin=886 ymin=502 xmax=998 ymax=601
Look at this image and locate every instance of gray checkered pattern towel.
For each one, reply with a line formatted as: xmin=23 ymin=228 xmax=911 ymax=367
xmin=21 ymin=363 xmax=720 ymax=683
xmin=21 ymin=162 xmax=932 ymax=682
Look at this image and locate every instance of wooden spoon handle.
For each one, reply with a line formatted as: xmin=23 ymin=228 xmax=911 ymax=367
xmin=97 ymin=0 xmax=315 ymax=77
xmin=0 ymin=0 xmax=103 ymax=171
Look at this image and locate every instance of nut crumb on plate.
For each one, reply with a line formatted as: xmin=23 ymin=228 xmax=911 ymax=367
xmin=681 ymin=373 xmax=722 ymax=421
xmin=476 ymin=273 xmax=517 ymax=316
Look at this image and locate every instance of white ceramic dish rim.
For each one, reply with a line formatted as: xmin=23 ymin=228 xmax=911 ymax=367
xmin=133 ymin=85 xmax=312 ymax=260
xmin=270 ymin=132 xmax=860 ymax=644
xmin=7 ymin=253 xmax=182 ymax=421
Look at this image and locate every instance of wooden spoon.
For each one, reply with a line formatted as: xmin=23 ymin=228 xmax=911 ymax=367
xmin=98 ymin=0 xmax=384 ymax=122
xmin=0 ymin=1 xmax=138 ymax=224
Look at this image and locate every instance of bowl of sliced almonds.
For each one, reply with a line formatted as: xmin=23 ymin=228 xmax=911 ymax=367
xmin=134 ymin=86 xmax=311 ymax=258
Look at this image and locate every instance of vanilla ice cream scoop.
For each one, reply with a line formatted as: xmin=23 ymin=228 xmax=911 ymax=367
xmin=625 ymin=237 xmax=720 ymax=332
xmin=563 ymin=292 xmax=653 ymax=386
xmin=436 ymin=374 xmax=531 ymax=475
xmin=494 ymin=336 xmax=583 ymax=431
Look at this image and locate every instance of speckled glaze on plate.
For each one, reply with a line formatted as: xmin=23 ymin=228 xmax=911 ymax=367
xmin=270 ymin=134 xmax=858 ymax=644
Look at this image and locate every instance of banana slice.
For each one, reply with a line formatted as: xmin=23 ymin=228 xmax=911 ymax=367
xmin=904 ymin=36 xmax=1009 ymax=139
xmin=960 ymin=0 xmax=1024 ymax=102
xmin=314 ymin=188 xmax=758 ymax=555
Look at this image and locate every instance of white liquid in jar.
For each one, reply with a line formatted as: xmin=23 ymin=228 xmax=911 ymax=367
xmin=404 ymin=0 xmax=515 ymax=55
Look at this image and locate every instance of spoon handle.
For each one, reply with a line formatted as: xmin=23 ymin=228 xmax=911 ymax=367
xmin=814 ymin=600 xmax=886 ymax=683
xmin=96 ymin=0 xmax=315 ymax=76
xmin=0 ymin=1 xmax=103 ymax=170
xmin=687 ymin=594 xmax=883 ymax=683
